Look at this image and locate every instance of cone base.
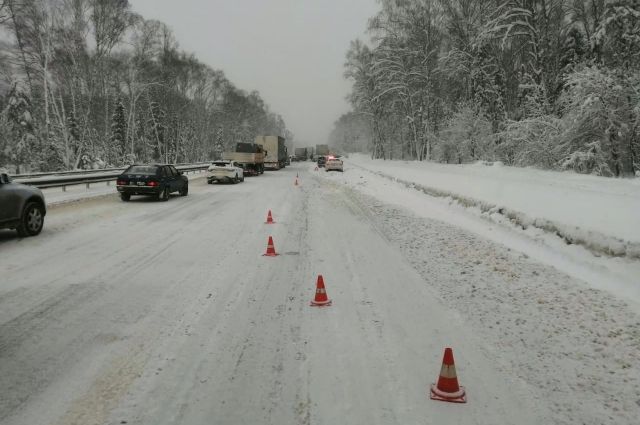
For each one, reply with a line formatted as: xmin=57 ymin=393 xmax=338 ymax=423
xmin=265 ymin=221 xmax=276 ymax=224
xmin=262 ymin=253 xmax=279 ymax=257
xmin=310 ymin=299 xmax=332 ymax=307
xmin=430 ymin=384 xmax=466 ymax=403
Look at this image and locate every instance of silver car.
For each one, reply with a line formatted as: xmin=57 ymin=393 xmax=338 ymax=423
xmin=0 ymin=171 xmax=47 ymax=236
xmin=325 ymin=157 xmax=344 ymax=172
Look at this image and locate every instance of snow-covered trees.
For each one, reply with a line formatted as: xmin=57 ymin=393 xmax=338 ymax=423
xmin=0 ymin=0 xmax=290 ymax=172
xmin=338 ymin=0 xmax=640 ymax=176
xmin=111 ymin=98 xmax=127 ymax=162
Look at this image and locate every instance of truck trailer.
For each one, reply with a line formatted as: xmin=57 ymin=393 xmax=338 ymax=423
xmin=294 ymin=147 xmax=307 ymax=161
xmin=255 ymin=136 xmax=287 ymax=170
xmin=223 ymin=143 xmax=264 ymax=175
xmin=315 ymin=144 xmax=329 ymax=157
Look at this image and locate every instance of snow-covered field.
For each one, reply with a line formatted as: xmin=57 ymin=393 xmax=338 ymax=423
xmin=1 ymin=162 xmax=638 ymax=424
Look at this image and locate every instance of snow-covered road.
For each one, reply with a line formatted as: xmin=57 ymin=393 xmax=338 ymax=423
xmin=1 ymin=163 xmax=638 ymax=424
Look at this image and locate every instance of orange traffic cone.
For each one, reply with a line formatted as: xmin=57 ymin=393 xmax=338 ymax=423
xmin=310 ymin=275 xmax=332 ymax=306
xmin=314 ymin=166 xmax=318 ymax=171
xmin=294 ymin=177 xmax=299 ymax=186
xmin=263 ymin=236 xmax=278 ymax=257
xmin=265 ymin=210 xmax=275 ymax=224
xmin=430 ymin=347 xmax=466 ymax=403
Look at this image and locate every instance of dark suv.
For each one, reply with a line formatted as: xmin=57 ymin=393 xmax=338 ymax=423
xmin=0 ymin=171 xmax=47 ymax=236
xmin=116 ymin=164 xmax=188 ymax=202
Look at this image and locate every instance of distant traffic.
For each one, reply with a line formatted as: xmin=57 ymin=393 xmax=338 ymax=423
xmin=1 ymin=136 xmax=345 ymax=237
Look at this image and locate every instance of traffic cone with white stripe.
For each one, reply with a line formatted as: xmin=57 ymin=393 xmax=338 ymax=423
xmin=430 ymin=347 xmax=466 ymax=403
xmin=265 ymin=210 xmax=275 ymax=224
xmin=310 ymin=275 xmax=332 ymax=306
xmin=262 ymin=236 xmax=278 ymax=257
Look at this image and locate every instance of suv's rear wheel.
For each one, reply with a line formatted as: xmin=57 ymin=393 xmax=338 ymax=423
xmin=120 ymin=193 xmax=131 ymax=202
xmin=180 ymin=184 xmax=189 ymax=196
xmin=16 ymin=202 xmax=45 ymax=237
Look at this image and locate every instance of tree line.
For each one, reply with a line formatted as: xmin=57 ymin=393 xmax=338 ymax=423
xmin=331 ymin=0 xmax=640 ymax=177
xmin=0 ymin=0 xmax=291 ymax=173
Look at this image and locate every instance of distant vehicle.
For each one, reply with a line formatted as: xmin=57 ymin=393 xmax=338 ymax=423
xmin=255 ymin=135 xmax=287 ymax=170
xmin=294 ymin=147 xmax=307 ymax=161
xmin=0 ymin=171 xmax=46 ymax=236
xmin=223 ymin=143 xmax=264 ymax=175
xmin=207 ymin=160 xmax=244 ymax=184
xmin=116 ymin=164 xmax=188 ymax=201
xmin=325 ymin=156 xmax=344 ymax=172
xmin=317 ymin=155 xmax=327 ymax=168
xmin=316 ymin=144 xmax=330 ymax=156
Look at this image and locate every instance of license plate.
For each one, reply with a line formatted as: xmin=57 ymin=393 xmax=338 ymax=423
xmin=137 ymin=181 xmax=145 ymax=186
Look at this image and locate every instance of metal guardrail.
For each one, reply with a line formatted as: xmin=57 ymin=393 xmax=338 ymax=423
xmin=13 ymin=163 xmax=211 ymax=191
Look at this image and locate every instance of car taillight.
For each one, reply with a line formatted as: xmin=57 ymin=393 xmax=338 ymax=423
xmin=116 ymin=179 xmax=127 ymax=186
xmin=147 ymin=181 xmax=159 ymax=187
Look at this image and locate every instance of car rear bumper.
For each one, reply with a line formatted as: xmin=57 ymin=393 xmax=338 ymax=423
xmin=117 ymin=185 xmax=161 ymax=195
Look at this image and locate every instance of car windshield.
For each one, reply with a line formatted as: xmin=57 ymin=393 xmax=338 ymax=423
xmin=125 ymin=166 xmax=158 ymax=175
xmin=213 ymin=162 xmax=229 ymax=167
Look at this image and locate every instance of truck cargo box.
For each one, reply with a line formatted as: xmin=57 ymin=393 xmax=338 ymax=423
xmin=255 ymin=136 xmax=287 ymax=170
xmin=223 ymin=151 xmax=264 ymax=175
xmin=235 ymin=143 xmax=263 ymax=153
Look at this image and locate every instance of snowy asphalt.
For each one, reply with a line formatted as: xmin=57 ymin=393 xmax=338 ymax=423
xmin=0 ymin=163 xmax=638 ymax=424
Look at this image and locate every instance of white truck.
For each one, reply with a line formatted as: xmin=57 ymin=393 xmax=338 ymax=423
xmin=255 ymin=136 xmax=287 ymax=170
xmin=223 ymin=143 xmax=265 ymax=175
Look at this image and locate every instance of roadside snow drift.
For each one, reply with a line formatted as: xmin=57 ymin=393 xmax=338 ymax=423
xmin=349 ymin=154 xmax=640 ymax=259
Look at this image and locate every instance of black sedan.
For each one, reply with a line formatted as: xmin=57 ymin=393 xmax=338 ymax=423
xmin=116 ymin=164 xmax=188 ymax=202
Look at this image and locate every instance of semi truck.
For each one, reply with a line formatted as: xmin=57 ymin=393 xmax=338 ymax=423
xmin=223 ymin=143 xmax=264 ymax=175
xmin=316 ymin=144 xmax=329 ymax=157
xmin=255 ymin=136 xmax=287 ymax=170
xmin=294 ymin=147 xmax=308 ymax=161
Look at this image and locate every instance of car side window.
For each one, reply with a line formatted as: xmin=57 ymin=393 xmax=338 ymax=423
xmin=170 ymin=166 xmax=179 ymax=176
xmin=161 ymin=167 xmax=168 ymax=177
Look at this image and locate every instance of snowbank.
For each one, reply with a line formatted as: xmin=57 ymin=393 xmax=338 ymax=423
xmin=348 ymin=154 xmax=640 ymax=259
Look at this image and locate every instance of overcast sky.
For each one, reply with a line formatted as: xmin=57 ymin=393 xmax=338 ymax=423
xmin=129 ymin=0 xmax=378 ymax=147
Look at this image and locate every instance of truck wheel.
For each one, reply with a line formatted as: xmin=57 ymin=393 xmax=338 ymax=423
xmin=234 ymin=175 xmax=239 ymax=184
xmin=16 ymin=202 xmax=45 ymax=237
xmin=241 ymin=176 xmax=245 ymax=182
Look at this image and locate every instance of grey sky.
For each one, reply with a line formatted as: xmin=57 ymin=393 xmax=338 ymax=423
xmin=129 ymin=0 xmax=378 ymax=147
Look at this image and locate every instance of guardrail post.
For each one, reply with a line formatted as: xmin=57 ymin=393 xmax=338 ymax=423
xmin=62 ymin=185 xmax=66 ymax=192
xmin=86 ymin=182 xmax=90 ymax=189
